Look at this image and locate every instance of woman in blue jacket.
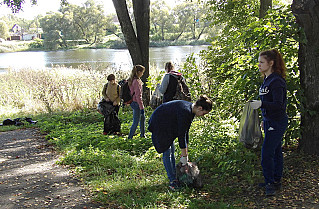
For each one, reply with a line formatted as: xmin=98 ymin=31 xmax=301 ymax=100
xmin=148 ymin=95 xmax=212 ymax=190
xmin=250 ymin=49 xmax=288 ymax=196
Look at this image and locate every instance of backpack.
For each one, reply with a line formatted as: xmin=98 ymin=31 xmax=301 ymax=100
xmin=172 ymin=76 xmax=191 ymax=102
xmin=119 ymin=79 xmax=135 ymax=105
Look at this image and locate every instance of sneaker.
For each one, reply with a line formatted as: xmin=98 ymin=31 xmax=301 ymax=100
xmin=169 ymin=180 xmax=181 ymax=191
xmin=265 ymin=183 xmax=276 ymax=196
xmin=258 ymin=182 xmax=281 ymax=190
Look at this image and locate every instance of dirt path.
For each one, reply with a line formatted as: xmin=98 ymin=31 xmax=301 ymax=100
xmin=0 ymin=128 xmax=103 ymax=209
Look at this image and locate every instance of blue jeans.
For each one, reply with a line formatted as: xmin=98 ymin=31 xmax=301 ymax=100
xmin=163 ymin=143 xmax=176 ymax=182
xmin=261 ymin=116 xmax=288 ymax=184
xmin=128 ymin=101 xmax=145 ymax=139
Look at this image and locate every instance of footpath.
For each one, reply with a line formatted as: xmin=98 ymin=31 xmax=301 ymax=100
xmin=0 ymin=128 xmax=102 ymax=209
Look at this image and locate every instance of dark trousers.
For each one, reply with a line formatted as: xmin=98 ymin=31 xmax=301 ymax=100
xmin=261 ymin=116 xmax=288 ymax=184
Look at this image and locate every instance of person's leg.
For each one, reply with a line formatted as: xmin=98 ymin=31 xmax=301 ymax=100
xmin=261 ymin=120 xmax=283 ymax=185
xmin=128 ymin=102 xmax=140 ymax=139
xmin=140 ymin=111 xmax=145 ymax=137
xmin=273 ymin=117 xmax=288 ymax=183
xmin=163 ymin=144 xmax=176 ymax=182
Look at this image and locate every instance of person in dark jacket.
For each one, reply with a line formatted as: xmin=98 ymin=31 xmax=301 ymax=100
xmin=148 ymin=95 xmax=212 ymax=190
xmin=250 ymin=49 xmax=288 ymax=196
xmin=159 ymin=62 xmax=186 ymax=103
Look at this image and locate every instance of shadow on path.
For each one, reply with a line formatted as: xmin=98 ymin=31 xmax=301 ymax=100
xmin=0 ymin=128 xmax=103 ymax=209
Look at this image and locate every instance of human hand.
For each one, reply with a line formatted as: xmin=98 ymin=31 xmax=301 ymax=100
xmin=180 ymin=155 xmax=188 ymax=166
xmin=140 ymin=109 xmax=145 ymax=114
xmin=250 ymin=100 xmax=262 ymax=109
xmin=260 ymin=121 xmax=264 ymax=131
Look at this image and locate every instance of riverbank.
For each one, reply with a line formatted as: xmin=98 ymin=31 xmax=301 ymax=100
xmin=0 ymin=38 xmax=210 ymax=53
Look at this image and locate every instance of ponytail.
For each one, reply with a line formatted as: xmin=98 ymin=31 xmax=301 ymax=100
xmin=259 ymin=49 xmax=287 ymax=78
xmin=194 ymin=95 xmax=213 ymax=112
xmin=128 ymin=65 xmax=145 ymax=86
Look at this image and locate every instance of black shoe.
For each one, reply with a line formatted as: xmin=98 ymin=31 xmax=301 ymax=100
xmin=169 ymin=180 xmax=182 ymax=191
xmin=258 ymin=182 xmax=281 ymax=190
xmin=265 ymin=183 xmax=276 ymax=196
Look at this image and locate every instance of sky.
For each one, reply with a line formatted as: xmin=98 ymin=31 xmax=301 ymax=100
xmin=0 ymin=0 xmax=116 ymax=20
xmin=0 ymin=0 xmax=177 ymax=20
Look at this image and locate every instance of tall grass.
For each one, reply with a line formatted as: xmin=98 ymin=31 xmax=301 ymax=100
xmin=0 ymin=66 xmax=129 ymax=115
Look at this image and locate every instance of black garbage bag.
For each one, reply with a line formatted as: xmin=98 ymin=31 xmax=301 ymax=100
xmin=238 ymin=102 xmax=263 ymax=149
xmin=97 ymin=99 xmax=115 ymax=117
xmin=104 ymin=111 xmax=121 ymax=133
xmin=98 ymin=99 xmax=121 ymax=133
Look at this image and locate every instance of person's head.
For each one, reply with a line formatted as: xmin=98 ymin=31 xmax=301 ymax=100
xmin=258 ymin=49 xmax=286 ymax=78
xmin=107 ymin=74 xmax=116 ymax=83
xmin=165 ymin=62 xmax=174 ymax=73
xmin=192 ymin=95 xmax=213 ymax=117
xmin=128 ymin=65 xmax=145 ymax=85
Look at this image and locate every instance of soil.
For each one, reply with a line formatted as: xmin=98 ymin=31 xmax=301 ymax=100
xmin=0 ymin=128 xmax=103 ymax=209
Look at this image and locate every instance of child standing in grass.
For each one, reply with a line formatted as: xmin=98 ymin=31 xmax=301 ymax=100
xmin=148 ymin=95 xmax=212 ymax=190
xmin=101 ymin=74 xmax=121 ymax=135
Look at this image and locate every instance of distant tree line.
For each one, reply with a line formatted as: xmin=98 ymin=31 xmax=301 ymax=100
xmin=0 ymin=0 xmax=214 ymax=50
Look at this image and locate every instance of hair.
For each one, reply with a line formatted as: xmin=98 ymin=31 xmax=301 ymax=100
xmin=128 ymin=65 xmax=145 ymax=86
xmin=194 ymin=95 xmax=213 ymax=112
xmin=107 ymin=74 xmax=115 ymax=81
xmin=259 ymin=49 xmax=287 ymax=78
xmin=165 ymin=62 xmax=174 ymax=72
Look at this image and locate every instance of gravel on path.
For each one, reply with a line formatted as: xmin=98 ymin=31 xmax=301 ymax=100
xmin=0 ymin=128 xmax=103 ymax=209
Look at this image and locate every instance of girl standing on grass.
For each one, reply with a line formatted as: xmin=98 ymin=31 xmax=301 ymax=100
xmin=128 ymin=65 xmax=145 ymax=139
xmin=250 ymin=49 xmax=288 ymax=196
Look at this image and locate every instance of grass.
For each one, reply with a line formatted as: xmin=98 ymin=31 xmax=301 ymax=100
xmin=1 ymin=106 xmax=261 ymax=208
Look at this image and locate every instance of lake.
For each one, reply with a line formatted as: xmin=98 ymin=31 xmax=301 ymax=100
xmin=0 ymin=45 xmax=208 ymax=72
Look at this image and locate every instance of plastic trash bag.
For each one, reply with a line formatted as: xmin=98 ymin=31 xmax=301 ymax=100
xmin=238 ymin=102 xmax=263 ymax=149
xmin=176 ymin=162 xmax=203 ymax=189
xmin=150 ymin=84 xmax=163 ymax=109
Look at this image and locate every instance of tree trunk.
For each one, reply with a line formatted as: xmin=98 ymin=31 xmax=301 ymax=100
xmin=292 ymin=0 xmax=319 ymax=155
xmin=112 ymin=0 xmax=150 ymax=105
xmin=259 ymin=0 xmax=272 ymax=18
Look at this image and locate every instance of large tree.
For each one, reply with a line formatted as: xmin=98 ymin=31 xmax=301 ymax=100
xmin=292 ymin=0 xmax=319 ymax=155
xmin=112 ymin=0 xmax=150 ymax=104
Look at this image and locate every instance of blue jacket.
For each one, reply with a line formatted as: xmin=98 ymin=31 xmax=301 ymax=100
xmin=148 ymin=100 xmax=195 ymax=153
xmin=259 ymin=73 xmax=287 ymax=121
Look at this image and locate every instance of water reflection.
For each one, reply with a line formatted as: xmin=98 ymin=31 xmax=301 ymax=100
xmin=0 ymin=45 xmax=208 ymax=72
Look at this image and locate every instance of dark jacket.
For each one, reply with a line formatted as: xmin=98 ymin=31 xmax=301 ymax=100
xmin=148 ymin=100 xmax=195 ymax=153
xmin=259 ymin=73 xmax=287 ymax=121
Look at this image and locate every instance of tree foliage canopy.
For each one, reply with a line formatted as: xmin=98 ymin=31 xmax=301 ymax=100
xmin=184 ymin=5 xmax=301 ymax=145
